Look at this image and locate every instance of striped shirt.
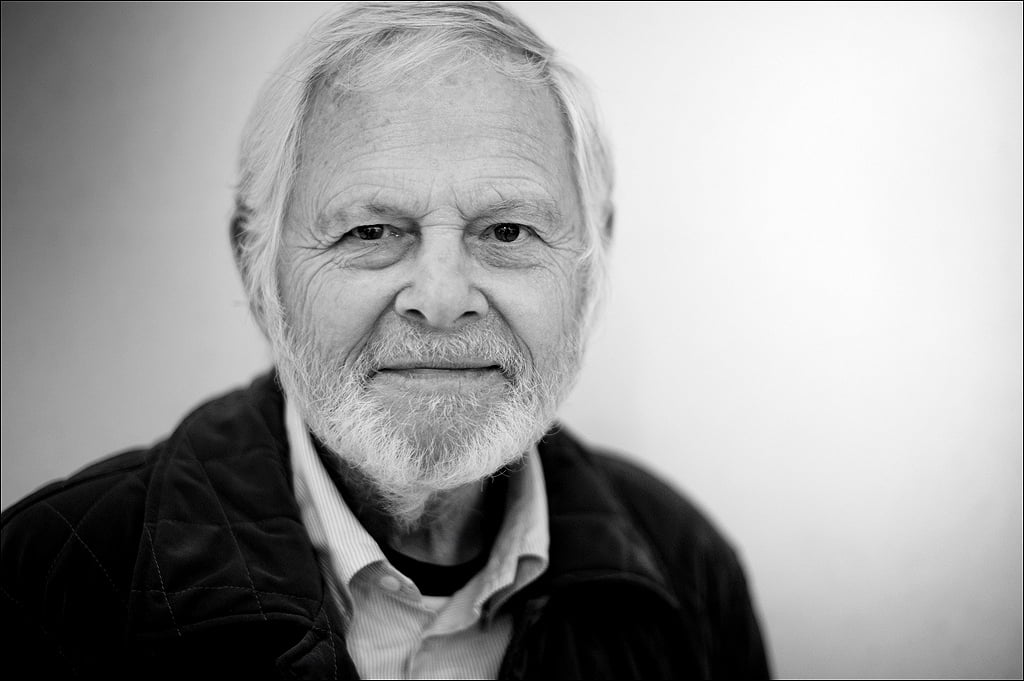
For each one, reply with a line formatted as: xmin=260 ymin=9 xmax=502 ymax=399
xmin=286 ymin=398 xmax=550 ymax=679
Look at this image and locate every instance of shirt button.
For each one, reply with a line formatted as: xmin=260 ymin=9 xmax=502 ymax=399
xmin=379 ymin=575 xmax=402 ymax=592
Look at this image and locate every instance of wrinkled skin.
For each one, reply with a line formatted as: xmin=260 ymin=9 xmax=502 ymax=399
xmin=273 ymin=58 xmax=587 ymax=562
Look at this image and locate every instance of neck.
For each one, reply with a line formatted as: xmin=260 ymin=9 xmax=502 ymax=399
xmin=313 ymin=439 xmax=509 ymax=565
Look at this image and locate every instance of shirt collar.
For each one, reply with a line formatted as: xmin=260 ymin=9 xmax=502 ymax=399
xmin=286 ymin=398 xmax=386 ymax=592
xmin=286 ymin=396 xmax=549 ymax=617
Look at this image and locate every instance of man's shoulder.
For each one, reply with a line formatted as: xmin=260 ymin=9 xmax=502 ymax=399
xmin=1 ymin=443 xmax=160 ymax=674
xmin=0 ymin=372 xmax=314 ymax=676
xmin=593 ymin=446 xmax=735 ymax=554
xmin=537 ymin=426 xmax=743 ymax=569
xmin=2 ymin=372 xmax=284 ymax=525
xmin=1 ymin=443 xmax=155 ymax=611
xmin=1 ymin=372 xmax=287 ymax=579
xmin=2 ymin=447 xmax=152 ymax=525
xmin=536 ymin=426 xmax=770 ymax=678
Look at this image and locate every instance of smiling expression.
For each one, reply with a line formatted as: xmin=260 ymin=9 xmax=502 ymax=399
xmin=276 ymin=57 xmax=587 ymax=402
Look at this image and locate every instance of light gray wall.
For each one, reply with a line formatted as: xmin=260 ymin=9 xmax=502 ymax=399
xmin=2 ymin=2 xmax=1021 ymax=678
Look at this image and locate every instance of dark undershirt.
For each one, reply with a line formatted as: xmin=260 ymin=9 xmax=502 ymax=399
xmin=381 ymin=543 xmax=491 ymax=596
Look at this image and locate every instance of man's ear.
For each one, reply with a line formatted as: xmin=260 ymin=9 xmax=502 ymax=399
xmin=604 ymin=206 xmax=614 ymax=241
xmin=230 ymin=201 xmax=251 ymax=273
xmin=229 ymin=202 xmax=271 ymax=336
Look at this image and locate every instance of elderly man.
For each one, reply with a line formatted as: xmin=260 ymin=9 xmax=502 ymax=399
xmin=2 ymin=2 xmax=769 ymax=678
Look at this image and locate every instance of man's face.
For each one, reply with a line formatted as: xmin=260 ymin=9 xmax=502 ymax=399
xmin=272 ymin=57 xmax=586 ymax=514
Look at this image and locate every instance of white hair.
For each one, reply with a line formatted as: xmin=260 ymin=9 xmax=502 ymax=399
xmin=232 ymin=1 xmax=614 ymax=338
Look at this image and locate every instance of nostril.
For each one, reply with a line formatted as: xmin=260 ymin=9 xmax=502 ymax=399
xmin=404 ymin=308 xmax=427 ymax=320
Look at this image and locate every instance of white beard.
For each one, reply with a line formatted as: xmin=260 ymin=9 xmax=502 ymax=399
xmin=269 ymin=311 xmax=582 ymax=527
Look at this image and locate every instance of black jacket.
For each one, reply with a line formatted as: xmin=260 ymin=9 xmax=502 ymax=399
xmin=1 ymin=373 xmax=769 ymax=678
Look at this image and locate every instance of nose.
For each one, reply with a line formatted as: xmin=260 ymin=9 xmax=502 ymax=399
xmin=394 ymin=234 xmax=488 ymax=329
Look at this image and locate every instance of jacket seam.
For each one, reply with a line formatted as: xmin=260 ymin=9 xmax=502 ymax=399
xmin=1 ymin=455 xmax=149 ymax=524
xmin=42 ymin=502 xmax=128 ymax=610
xmin=177 ymin=428 xmax=268 ymax=621
xmin=143 ymin=524 xmax=182 ymax=637
xmin=1 ymin=584 xmax=70 ymax=665
xmin=129 ymin=584 xmax=323 ymax=607
xmin=39 ymin=474 xmax=144 ymax=604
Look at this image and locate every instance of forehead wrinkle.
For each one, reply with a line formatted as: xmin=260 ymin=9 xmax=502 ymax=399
xmin=301 ymin=65 xmax=571 ymax=148
xmin=306 ymin=85 xmax=567 ymax=166
xmin=479 ymin=119 xmax=566 ymax=158
xmin=330 ymin=133 xmax=559 ymax=177
xmin=296 ymin=63 xmax=580 ymax=232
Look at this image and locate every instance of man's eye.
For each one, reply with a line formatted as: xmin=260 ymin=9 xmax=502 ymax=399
xmin=491 ymin=223 xmax=524 ymax=243
xmin=350 ymin=224 xmax=387 ymax=240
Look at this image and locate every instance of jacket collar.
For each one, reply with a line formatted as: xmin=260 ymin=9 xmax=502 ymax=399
xmin=127 ymin=372 xmax=675 ymax=649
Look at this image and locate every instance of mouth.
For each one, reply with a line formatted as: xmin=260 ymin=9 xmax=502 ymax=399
xmin=377 ymin=359 xmax=499 ymax=371
xmin=375 ymin=365 xmax=503 ymax=379
xmin=378 ymin=366 xmax=500 ymax=374
xmin=370 ymin=362 xmax=508 ymax=389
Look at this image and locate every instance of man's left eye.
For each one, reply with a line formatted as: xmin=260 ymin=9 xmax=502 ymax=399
xmin=491 ymin=223 xmax=525 ymax=243
xmin=350 ymin=224 xmax=387 ymax=240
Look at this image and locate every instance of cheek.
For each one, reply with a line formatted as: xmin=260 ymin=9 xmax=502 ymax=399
xmin=489 ymin=262 xmax=583 ymax=358
xmin=279 ymin=255 xmax=398 ymax=363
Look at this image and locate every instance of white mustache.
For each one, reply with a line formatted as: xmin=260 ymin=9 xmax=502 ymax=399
xmin=354 ymin=323 xmax=528 ymax=381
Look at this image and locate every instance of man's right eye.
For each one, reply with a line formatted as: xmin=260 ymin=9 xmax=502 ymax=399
xmin=350 ymin=224 xmax=387 ymax=240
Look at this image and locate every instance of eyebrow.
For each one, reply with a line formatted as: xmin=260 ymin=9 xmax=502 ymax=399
xmin=320 ymin=196 xmax=564 ymax=227
xmin=476 ymin=198 xmax=563 ymax=225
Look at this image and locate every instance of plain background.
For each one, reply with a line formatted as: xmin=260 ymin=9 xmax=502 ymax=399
xmin=2 ymin=2 xmax=1021 ymax=678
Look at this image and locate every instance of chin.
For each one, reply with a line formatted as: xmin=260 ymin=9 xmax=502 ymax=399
xmin=328 ymin=385 xmax=544 ymax=488
xmin=303 ymin=392 xmax=543 ymax=527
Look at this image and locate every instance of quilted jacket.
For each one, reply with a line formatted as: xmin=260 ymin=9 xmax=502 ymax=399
xmin=1 ymin=373 xmax=770 ymax=679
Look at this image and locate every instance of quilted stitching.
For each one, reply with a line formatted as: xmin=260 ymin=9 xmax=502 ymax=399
xmin=315 ymin=600 xmax=340 ymax=680
xmin=130 ymin=585 xmax=324 ymax=605
xmin=1 ymin=582 xmax=70 ymax=663
xmin=38 ymin=472 xmax=145 ymax=606
xmin=188 ymin=440 xmax=267 ymax=620
xmin=143 ymin=525 xmax=182 ymax=636
xmin=126 ymin=376 xmax=328 ymax=638
xmin=42 ymin=502 xmax=126 ymax=607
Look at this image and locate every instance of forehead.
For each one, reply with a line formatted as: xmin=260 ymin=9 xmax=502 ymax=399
xmin=293 ymin=57 xmax=579 ymax=219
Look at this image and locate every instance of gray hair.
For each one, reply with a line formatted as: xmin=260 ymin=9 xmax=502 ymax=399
xmin=232 ymin=1 xmax=614 ymax=335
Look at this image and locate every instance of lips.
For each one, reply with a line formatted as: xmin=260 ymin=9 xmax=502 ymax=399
xmin=370 ymin=356 xmax=508 ymax=383
xmin=376 ymin=359 xmax=499 ymax=371
xmin=369 ymin=364 xmax=507 ymax=392
xmin=372 ymin=357 xmax=505 ymax=378
xmin=374 ymin=365 xmax=504 ymax=381
xmin=378 ymin=366 xmax=501 ymax=378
